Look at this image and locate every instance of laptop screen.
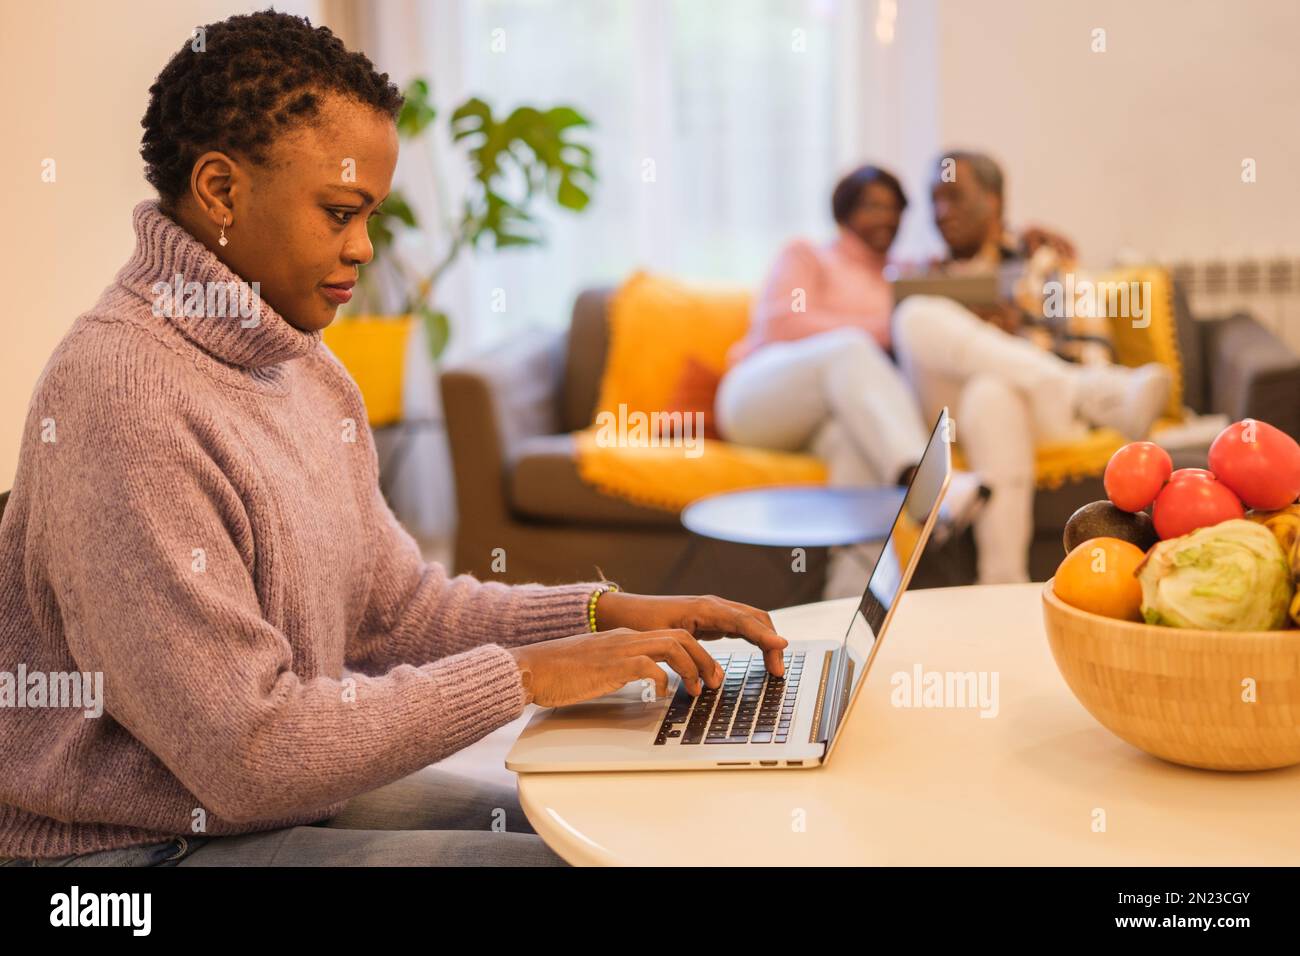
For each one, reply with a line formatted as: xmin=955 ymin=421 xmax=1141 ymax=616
xmin=817 ymin=408 xmax=952 ymax=747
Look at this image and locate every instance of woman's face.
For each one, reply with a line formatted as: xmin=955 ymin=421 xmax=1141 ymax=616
xmin=845 ymin=180 xmax=903 ymax=256
xmin=189 ymin=93 xmax=400 ymax=332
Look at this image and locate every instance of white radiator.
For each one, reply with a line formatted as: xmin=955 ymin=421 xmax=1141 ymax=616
xmin=1163 ymin=258 xmax=1300 ymax=353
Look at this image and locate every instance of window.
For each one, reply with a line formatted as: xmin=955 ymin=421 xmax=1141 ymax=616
xmin=390 ymin=0 xmax=915 ymax=355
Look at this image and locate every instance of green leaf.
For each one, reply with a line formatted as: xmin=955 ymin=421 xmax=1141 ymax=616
xmin=451 ymin=98 xmax=511 ymax=185
xmin=367 ymin=213 xmax=395 ymax=252
xmin=382 ymin=192 xmax=418 ymax=228
xmin=397 ymin=78 xmax=437 ymax=138
xmin=371 ymin=82 xmax=597 ymax=307
xmin=555 ymin=171 xmax=590 ymax=211
xmin=544 ymin=105 xmax=591 ymax=132
xmin=493 ymin=233 xmax=539 ymax=249
xmin=419 ymin=305 xmax=451 ymax=362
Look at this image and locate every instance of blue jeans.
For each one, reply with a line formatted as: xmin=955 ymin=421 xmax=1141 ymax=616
xmin=0 ymin=834 xmax=201 ymax=867
xmin=0 ymin=767 xmax=567 ymax=867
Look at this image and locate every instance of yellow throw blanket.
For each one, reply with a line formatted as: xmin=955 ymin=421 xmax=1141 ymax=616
xmin=952 ymin=427 xmax=1129 ymax=490
xmin=574 ymin=430 xmax=827 ymax=512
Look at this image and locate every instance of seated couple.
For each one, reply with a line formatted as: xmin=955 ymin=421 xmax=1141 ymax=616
xmin=714 ymin=152 xmax=1171 ymax=586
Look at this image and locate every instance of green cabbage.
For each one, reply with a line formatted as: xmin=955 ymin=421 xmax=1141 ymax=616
xmin=1138 ymin=519 xmax=1293 ymax=630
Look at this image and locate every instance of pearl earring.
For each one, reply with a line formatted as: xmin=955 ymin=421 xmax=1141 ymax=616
xmin=219 ymin=216 xmax=229 ymax=247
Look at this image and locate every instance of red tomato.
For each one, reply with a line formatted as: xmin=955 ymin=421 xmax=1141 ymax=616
xmin=1170 ymin=468 xmax=1214 ymax=482
xmin=1152 ymin=473 xmax=1245 ymax=539
xmin=1104 ymin=441 xmax=1173 ymax=512
xmin=1207 ymin=419 xmax=1300 ymax=510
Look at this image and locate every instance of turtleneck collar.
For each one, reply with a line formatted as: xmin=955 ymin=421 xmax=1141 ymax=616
xmin=114 ymin=200 xmax=322 ymax=370
xmin=831 ymin=224 xmax=888 ymax=271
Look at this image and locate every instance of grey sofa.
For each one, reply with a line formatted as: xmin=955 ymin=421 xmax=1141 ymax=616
xmin=440 ymin=283 xmax=1300 ymax=604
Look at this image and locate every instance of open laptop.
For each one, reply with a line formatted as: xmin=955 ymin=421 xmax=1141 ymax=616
xmin=506 ymin=408 xmax=953 ymax=773
xmin=890 ymin=261 xmax=1027 ymax=311
xmin=891 ymin=273 xmax=1002 ymax=310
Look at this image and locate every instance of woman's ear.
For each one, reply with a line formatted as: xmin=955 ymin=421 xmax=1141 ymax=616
xmin=189 ymin=150 xmax=240 ymax=227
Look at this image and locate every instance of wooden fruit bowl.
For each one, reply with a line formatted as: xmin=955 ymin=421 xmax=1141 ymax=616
xmin=1041 ymin=579 xmax=1300 ymax=771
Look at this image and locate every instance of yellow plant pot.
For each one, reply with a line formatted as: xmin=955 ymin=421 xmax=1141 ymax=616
xmin=322 ymin=315 xmax=413 ymax=428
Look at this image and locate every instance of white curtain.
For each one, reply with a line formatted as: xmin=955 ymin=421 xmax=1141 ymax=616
xmin=340 ymin=0 xmax=940 ymax=360
xmin=324 ymin=0 xmax=939 ymax=539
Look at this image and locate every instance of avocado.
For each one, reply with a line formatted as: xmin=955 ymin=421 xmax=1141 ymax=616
xmin=1063 ymin=500 xmax=1158 ymax=554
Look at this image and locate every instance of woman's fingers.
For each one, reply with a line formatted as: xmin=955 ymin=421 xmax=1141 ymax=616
xmin=690 ymin=598 xmax=788 ymax=676
xmin=628 ymin=656 xmax=669 ymax=699
xmin=714 ymin=597 xmax=777 ymax=635
xmin=646 ymin=634 xmax=703 ymax=694
xmin=690 ymin=595 xmax=778 ymax=639
xmin=629 ymin=630 xmax=722 ymax=693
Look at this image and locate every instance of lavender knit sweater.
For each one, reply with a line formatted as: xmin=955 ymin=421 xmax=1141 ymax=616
xmin=0 ymin=200 xmax=601 ymax=858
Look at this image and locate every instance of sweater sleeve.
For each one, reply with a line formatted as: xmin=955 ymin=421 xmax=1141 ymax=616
xmin=36 ymin=389 xmax=533 ymax=825
xmin=344 ymin=482 xmax=603 ymax=675
xmin=750 ymin=239 xmax=892 ymax=349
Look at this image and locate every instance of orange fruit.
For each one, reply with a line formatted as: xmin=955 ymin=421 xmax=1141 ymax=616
xmin=1053 ymin=536 xmax=1146 ymax=621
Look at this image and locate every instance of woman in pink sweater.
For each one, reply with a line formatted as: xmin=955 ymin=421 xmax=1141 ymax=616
xmin=0 ymin=11 xmax=786 ymax=867
xmin=717 ymin=166 xmax=931 ymax=490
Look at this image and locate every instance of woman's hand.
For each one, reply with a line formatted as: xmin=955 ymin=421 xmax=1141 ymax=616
xmin=510 ymin=628 xmax=728 ymax=708
xmin=594 ymin=592 xmax=789 ymax=677
xmin=1019 ymin=224 xmax=1076 ymax=263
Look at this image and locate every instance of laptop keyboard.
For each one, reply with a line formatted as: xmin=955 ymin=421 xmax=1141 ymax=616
xmin=654 ymin=651 xmax=803 ymax=745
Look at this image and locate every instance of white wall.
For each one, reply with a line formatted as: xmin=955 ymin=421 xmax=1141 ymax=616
xmin=0 ymin=0 xmax=318 ymax=489
xmin=936 ymin=0 xmax=1300 ymax=267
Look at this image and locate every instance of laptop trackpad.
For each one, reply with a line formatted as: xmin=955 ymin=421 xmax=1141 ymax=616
xmin=542 ymin=676 xmax=672 ymax=730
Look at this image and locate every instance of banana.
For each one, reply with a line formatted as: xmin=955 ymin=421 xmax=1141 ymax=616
xmin=1248 ymin=505 xmax=1300 ymax=625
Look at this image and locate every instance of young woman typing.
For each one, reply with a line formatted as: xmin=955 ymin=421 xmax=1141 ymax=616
xmin=0 ymin=11 xmax=786 ymax=867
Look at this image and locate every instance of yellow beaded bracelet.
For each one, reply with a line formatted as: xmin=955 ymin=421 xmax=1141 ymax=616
xmin=587 ymin=582 xmax=619 ymax=632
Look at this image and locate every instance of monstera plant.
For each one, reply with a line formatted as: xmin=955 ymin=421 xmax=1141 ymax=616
xmin=350 ymin=77 xmax=597 ymax=360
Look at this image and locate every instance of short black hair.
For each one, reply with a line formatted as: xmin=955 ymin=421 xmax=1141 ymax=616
xmin=141 ymin=9 xmax=404 ymax=208
xmin=831 ymin=165 xmax=908 ymax=225
xmin=937 ymin=150 xmax=1004 ymax=201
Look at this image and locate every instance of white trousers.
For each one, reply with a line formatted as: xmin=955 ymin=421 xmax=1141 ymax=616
xmin=892 ymin=295 xmax=1094 ymax=583
xmin=715 ymin=327 xmax=930 ymax=488
xmin=715 ymin=299 xmax=1091 ymax=585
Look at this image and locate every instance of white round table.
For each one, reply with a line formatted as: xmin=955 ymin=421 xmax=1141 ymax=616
xmin=516 ymin=583 xmax=1300 ymax=866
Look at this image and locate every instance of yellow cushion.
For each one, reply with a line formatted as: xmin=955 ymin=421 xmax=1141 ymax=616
xmin=576 ymin=272 xmax=821 ymax=510
xmin=322 ymin=315 xmax=413 ymax=427
xmin=591 ymin=271 xmax=751 ymax=419
xmin=1100 ymin=265 xmax=1184 ymax=421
